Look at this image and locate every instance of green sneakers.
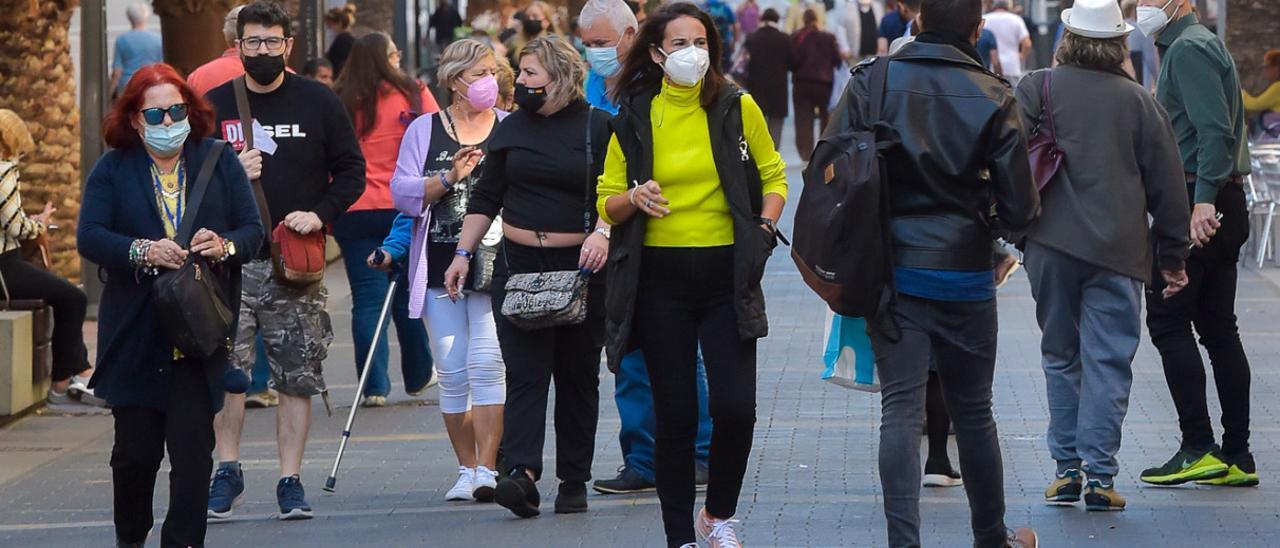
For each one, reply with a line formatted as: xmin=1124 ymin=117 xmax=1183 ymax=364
xmin=1083 ymin=479 xmax=1126 ymax=512
xmin=1044 ymin=468 xmax=1083 ymax=505
xmin=1139 ymin=448 xmax=1229 ymax=486
xmin=1196 ymin=453 xmax=1260 ymax=487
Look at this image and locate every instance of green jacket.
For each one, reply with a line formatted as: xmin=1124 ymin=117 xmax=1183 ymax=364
xmin=1155 ymin=13 xmax=1251 ymax=204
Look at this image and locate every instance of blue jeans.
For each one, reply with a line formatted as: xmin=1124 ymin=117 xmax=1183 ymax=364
xmin=333 ymin=209 xmax=434 ymax=397
xmin=616 ymin=349 xmax=711 ymax=483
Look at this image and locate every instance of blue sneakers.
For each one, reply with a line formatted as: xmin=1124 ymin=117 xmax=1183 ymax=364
xmin=277 ymin=475 xmax=314 ymax=520
xmin=207 ymin=463 xmax=245 ymax=520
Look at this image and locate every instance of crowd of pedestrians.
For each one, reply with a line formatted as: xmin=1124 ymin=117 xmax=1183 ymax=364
xmin=0 ymin=0 xmax=1259 ymax=546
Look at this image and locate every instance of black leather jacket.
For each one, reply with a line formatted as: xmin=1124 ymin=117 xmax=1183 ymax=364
xmin=828 ymin=41 xmax=1039 ymax=271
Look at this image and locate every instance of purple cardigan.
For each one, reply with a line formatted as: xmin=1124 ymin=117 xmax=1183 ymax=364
xmin=390 ymin=110 xmax=507 ymax=318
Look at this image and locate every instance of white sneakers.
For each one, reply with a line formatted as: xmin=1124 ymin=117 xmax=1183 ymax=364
xmin=446 ymin=466 xmax=476 ymax=501
xmin=472 ymin=466 xmax=498 ymax=502
xmin=695 ymin=507 xmax=743 ymax=548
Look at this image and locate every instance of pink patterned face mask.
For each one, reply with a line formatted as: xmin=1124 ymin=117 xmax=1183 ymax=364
xmin=462 ymin=75 xmax=499 ymax=111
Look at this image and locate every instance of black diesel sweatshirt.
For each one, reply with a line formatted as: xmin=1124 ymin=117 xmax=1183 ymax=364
xmin=206 ymin=73 xmax=366 ymax=256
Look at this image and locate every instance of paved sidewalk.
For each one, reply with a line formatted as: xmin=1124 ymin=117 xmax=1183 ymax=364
xmin=3 ymin=154 xmax=1280 ymax=546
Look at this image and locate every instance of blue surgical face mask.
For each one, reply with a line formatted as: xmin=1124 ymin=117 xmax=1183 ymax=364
xmin=586 ymin=45 xmax=622 ymax=78
xmin=143 ymin=118 xmax=191 ymax=156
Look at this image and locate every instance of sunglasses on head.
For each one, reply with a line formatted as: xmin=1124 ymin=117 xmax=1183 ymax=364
xmin=140 ymin=103 xmax=188 ymax=126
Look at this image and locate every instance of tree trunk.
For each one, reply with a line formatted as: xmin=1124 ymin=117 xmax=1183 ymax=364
xmin=0 ymin=0 xmax=82 ymax=280
xmin=153 ymin=0 xmax=243 ymax=77
xmin=352 ymin=0 xmax=396 ymax=36
xmin=1225 ymin=0 xmax=1272 ymax=95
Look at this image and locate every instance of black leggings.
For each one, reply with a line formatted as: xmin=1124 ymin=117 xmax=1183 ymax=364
xmin=111 ymin=359 xmax=214 ymax=547
xmin=925 ymin=371 xmax=953 ymax=470
xmin=490 ymin=240 xmax=603 ymax=483
xmin=0 ymin=250 xmax=88 ymax=381
xmin=635 ymin=246 xmax=757 ymax=547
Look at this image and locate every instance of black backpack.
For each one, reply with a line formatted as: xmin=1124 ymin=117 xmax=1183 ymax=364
xmin=791 ymin=57 xmax=895 ymax=318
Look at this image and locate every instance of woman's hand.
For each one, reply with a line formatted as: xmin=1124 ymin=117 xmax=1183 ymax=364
xmin=630 ymin=180 xmax=671 ymax=218
xmin=448 ymin=146 xmax=485 ymax=185
xmin=190 ymin=228 xmax=227 ymax=261
xmin=443 ymin=255 xmax=471 ymax=302
xmin=579 ymin=231 xmax=609 ymax=272
xmin=147 ymin=239 xmax=188 ymax=270
xmin=31 ymin=202 xmax=56 ymax=226
xmin=367 ymin=248 xmax=394 ymax=272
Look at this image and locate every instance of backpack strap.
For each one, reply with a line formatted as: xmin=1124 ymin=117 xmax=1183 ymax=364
xmin=867 ymin=56 xmax=890 ymax=127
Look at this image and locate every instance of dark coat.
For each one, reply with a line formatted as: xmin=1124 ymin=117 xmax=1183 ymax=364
xmin=1017 ymin=66 xmax=1190 ymax=282
xmin=78 ymin=138 xmax=265 ymax=413
xmin=744 ymin=25 xmax=793 ymax=118
xmin=604 ymin=84 xmax=777 ymax=372
xmin=830 ymin=42 xmax=1039 ymax=271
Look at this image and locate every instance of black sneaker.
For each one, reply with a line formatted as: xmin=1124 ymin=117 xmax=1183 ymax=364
xmin=116 ymin=539 xmax=145 ymax=548
xmin=922 ymin=461 xmax=963 ymax=488
xmin=554 ymin=481 xmax=588 ymax=514
xmin=592 ymin=465 xmax=655 ymax=494
xmin=695 ymin=462 xmax=710 ymax=491
xmin=276 ymin=475 xmax=314 ymax=520
xmin=495 ymin=468 xmax=541 ymax=518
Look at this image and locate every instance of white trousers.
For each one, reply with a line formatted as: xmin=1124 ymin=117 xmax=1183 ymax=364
xmin=424 ymin=289 xmax=505 ymax=413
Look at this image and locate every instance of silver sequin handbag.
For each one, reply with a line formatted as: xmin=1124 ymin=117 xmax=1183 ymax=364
xmin=499 ymin=269 xmax=590 ymax=330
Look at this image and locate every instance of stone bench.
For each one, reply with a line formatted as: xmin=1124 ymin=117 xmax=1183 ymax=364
xmin=0 ymin=310 xmax=51 ymax=416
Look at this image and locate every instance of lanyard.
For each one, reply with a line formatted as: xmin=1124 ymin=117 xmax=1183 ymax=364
xmin=150 ymin=159 xmax=185 ymax=233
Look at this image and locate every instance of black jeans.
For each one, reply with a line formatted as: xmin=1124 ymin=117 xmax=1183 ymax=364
xmin=870 ymin=294 xmax=1006 ymax=548
xmin=491 ymin=240 xmax=603 ymax=483
xmin=0 ymin=249 xmax=89 ymax=381
xmin=635 ymin=246 xmax=757 ymax=547
xmin=111 ymin=359 xmax=214 ymax=547
xmin=1146 ymin=182 xmax=1252 ymax=457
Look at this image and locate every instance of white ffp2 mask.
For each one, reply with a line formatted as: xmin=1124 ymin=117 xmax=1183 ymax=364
xmin=659 ymin=46 xmax=710 ymax=87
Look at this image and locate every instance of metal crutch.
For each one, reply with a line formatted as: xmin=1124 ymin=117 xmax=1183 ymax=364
xmin=324 ymin=272 xmax=398 ymax=493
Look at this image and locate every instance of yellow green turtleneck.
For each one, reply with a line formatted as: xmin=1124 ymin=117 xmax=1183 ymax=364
xmin=597 ymin=79 xmax=787 ymax=247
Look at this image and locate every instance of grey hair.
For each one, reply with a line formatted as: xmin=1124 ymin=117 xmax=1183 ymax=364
xmin=579 ymin=0 xmax=638 ymax=36
xmin=437 ymin=38 xmax=497 ymax=95
xmin=126 ymin=2 xmax=151 ymax=25
xmin=224 ymin=5 xmax=246 ymax=45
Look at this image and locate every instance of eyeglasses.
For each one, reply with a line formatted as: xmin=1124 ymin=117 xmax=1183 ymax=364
xmin=240 ymin=36 xmax=288 ymax=53
xmin=140 ymin=103 xmax=188 ymax=126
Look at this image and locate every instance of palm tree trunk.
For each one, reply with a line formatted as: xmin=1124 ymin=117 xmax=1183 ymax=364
xmin=153 ymin=0 xmax=243 ymax=76
xmin=0 ymin=0 xmax=82 ymax=280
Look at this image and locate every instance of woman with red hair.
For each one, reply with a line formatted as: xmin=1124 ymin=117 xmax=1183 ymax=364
xmin=78 ymin=63 xmax=264 ymax=548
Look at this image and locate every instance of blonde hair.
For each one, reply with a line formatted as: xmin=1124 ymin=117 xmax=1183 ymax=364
xmin=437 ymin=38 xmax=498 ymax=102
xmin=518 ymin=36 xmax=585 ymax=111
xmin=495 ymin=56 xmax=516 ymax=102
xmin=0 ymin=110 xmax=35 ymax=160
xmin=524 ymin=1 xmax=562 ymax=35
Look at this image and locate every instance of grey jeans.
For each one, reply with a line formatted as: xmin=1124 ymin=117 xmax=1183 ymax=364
xmin=871 ymin=294 xmax=1007 ymax=548
xmin=1025 ymin=242 xmax=1142 ymax=482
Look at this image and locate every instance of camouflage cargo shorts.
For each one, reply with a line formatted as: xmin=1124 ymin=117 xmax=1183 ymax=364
xmin=232 ymin=259 xmax=333 ymax=398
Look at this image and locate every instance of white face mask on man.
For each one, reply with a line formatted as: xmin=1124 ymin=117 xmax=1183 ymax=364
xmin=1136 ymin=0 xmax=1177 ymax=37
xmin=659 ymin=45 xmax=710 ymax=87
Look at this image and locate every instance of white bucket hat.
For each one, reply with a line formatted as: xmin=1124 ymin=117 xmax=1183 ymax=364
xmin=1061 ymin=0 xmax=1134 ymax=39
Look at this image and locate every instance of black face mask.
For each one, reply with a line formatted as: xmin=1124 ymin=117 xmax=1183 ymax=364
xmin=514 ymin=84 xmax=548 ymax=113
xmin=522 ymin=19 xmax=544 ymax=36
xmin=243 ymin=53 xmax=286 ymax=86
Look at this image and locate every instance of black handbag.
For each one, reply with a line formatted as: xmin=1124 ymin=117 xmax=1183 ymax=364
xmin=153 ymin=141 xmax=235 ymax=359
xmin=499 ymin=107 xmax=596 ymax=330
